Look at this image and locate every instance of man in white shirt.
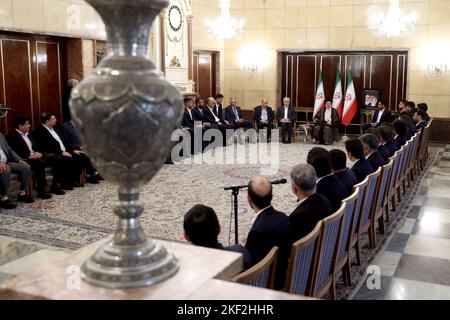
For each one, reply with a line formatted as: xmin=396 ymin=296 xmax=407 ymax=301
xmin=276 ymin=97 xmax=295 ymax=144
xmin=0 ymin=132 xmax=34 ymax=209
xmin=6 ymin=116 xmax=52 ymax=199
xmin=32 ymin=112 xmax=82 ymax=193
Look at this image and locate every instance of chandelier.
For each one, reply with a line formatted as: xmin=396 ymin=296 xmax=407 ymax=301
xmin=367 ymin=0 xmax=417 ymax=37
xmin=204 ymin=0 xmax=245 ymax=40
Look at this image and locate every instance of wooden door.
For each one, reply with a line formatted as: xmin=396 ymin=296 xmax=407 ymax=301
xmin=193 ymin=51 xmax=218 ymax=99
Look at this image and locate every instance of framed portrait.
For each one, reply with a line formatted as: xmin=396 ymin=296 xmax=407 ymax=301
xmin=363 ymin=89 xmax=380 ymax=109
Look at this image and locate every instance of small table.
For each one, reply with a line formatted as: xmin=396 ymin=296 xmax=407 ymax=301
xmin=360 ymin=109 xmax=374 ymax=134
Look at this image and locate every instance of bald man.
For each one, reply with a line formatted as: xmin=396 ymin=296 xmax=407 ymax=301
xmin=224 ymin=97 xmax=252 ymax=129
xmin=245 ymin=176 xmax=291 ymax=289
xmin=253 ymin=99 xmax=274 ymax=142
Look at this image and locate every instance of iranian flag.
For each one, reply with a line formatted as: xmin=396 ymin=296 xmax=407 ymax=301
xmin=313 ymin=70 xmax=325 ymax=118
xmin=342 ymin=69 xmax=358 ymax=126
xmin=332 ymin=68 xmax=344 ymax=119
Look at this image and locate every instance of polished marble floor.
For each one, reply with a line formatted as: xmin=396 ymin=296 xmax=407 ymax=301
xmin=353 ymin=145 xmax=450 ymax=300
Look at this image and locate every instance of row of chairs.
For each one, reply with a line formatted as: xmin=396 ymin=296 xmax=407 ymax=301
xmin=232 ymin=121 xmax=432 ymax=299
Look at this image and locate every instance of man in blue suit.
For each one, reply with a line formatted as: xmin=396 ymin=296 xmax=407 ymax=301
xmin=379 ymin=125 xmax=400 ymax=157
xmin=224 ymin=97 xmax=252 ymax=130
xmin=345 ymin=138 xmax=374 ymax=183
xmin=360 ymin=133 xmax=386 ymax=171
xmin=330 ymin=149 xmax=358 ymax=193
xmin=245 ymin=176 xmax=291 ymax=290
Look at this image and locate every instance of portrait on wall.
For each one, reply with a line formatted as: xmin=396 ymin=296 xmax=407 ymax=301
xmin=363 ymin=89 xmax=380 ymax=109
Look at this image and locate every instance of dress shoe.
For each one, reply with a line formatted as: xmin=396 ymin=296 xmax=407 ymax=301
xmin=86 ymin=176 xmax=100 ymax=184
xmin=61 ymin=185 xmax=74 ymax=190
xmin=95 ymin=174 xmax=104 ymax=181
xmin=50 ymin=186 xmax=66 ymax=195
xmin=73 ymin=182 xmax=83 ymax=188
xmin=0 ymin=199 xmax=17 ymax=209
xmin=18 ymin=194 xmax=34 ymax=203
xmin=37 ymin=191 xmax=52 ymax=199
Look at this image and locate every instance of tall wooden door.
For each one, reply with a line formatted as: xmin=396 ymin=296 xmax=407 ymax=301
xmin=193 ymin=50 xmax=219 ymax=99
xmin=0 ymin=33 xmax=64 ymax=133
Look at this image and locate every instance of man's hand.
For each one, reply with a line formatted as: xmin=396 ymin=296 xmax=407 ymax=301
xmin=225 ymin=120 xmax=231 ymax=126
xmin=73 ymin=150 xmax=84 ymax=155
xmin=30 ymin=152 xmax=43 ymax=160
xmin=260 ymin=120 xmax=268 ymax=124
xmin=0 ymin=162 xmax=7 ymax=173
xmin=326 ymin=121 xmax=332 ymax=125
xmin=19 ymin=160 xmax=28 ymax=166
xmin=62 ymin=151 xmax=72 ymax=158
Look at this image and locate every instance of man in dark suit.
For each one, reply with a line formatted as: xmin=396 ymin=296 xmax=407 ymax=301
xmin=32 ymin=112 xmax=82 ymax=193
xmin=413 ymin=109 xmax=428 ymax=133
xmin=253 ymin=99 xmax=274 ymax=142
xmin=360 ymin=133 xmax=386 ymax=171
xmin=224 ymin=97 xmax=252 ymax=130
xmin=330 ymin=149 xmax=358 ymax=193
xmin=0 ymin=132 xmax=35 ymax=208
xmin=193 ymin=97 xmax=206 ymax=122
xmin=313 ymin=99 xmax=340 ymax=145
xmin=181 ymin=97 xmax=196 ymax=129
xmin=372 ymin=100 xmax=391 ymax=126
xmin=203 ymin=97 xmax=230 ymax=146
xmin=289 ymin=163 xmax=333 ymax=242
xmin=184 ymin=204 xmax=252 ymax=270
xmin=245 ymin=176 xmax=291 ymax=290
xmin=276 ymin=97 xmax=296 ymax=144
xmin=417 ymin=103 xmax=430 ymax=122
xmin=379 ymin=125 xmax=400 ymax=157
xmin=392 ymin=119 xmax=409 ymax=146
xmin=377 ymin=140 xmax=391 ymax=162
xmin=7 ymin=116 xmax=52 ymax=199
xmin=345 ymin=138 xmax=374 ymax=183
xmin=306 ymin=147 xmax=349 ymax=211
xmin=214 ymin=93 xmax=228 ymax=124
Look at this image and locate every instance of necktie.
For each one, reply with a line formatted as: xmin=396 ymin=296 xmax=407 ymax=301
xmin=233 ymin=108 xmax=239 ymax=120
xmin=213 ymin=107 xmax=218 ymax=116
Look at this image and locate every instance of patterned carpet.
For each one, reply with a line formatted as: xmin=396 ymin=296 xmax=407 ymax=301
xmin=0 ymin=141 xmax=436 ymax=299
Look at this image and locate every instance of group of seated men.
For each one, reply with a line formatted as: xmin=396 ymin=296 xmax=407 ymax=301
xmin=180 ymin=94 xmax=301 ymax=146
xmin=0 ymin=112 xmax=102 ymax=209
xmin=182 ymin=100 xmax=430 ymax=290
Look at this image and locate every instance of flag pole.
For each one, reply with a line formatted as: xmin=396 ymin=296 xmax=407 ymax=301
xmin=341 ymin=125 xmax=350 ymax=141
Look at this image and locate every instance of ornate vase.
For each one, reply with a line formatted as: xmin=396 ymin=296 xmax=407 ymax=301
xmin=69 ymin=0 xmax=182 ymax=288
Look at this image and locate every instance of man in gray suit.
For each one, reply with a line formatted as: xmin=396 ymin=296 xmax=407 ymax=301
xmin=0 ymin=133 xmax=34 ymax=209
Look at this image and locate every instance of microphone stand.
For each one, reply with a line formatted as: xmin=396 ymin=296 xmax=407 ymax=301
xmin=225 ymin=184 xmax=248 ymax=245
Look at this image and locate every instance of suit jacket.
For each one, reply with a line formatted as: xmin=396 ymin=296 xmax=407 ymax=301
xmin=0 ymin=133 xmax=22 ymax=163
xmin=317 ymin=174 xmax=349 ymax=211
xmin=181 ymin=108 xmax=195 ymax=128
xmin=33 ymin=125 xmax=70 ymax=156
xmin=334 ymin=169 xmax=358 ymax=194
xmin=192 ymin=107 xmax=205 ymax=122
xmin=378 ymin=144 xmax=391 ymax=162
xmin=384 ymin=139 xmax=400 ymax=157
xmin=289 ymin=193 xmax=333 ymax=243
xmin=415 ymin=121 xmax=427 ymax=133
xmin=253 ymin=106 xmax=274 ymax=124
xmin=62 ymin=121 xmax=82 ymax=150
xmin=224 ymin=105 xmax=243 ymax=123
xmin=315 ymin=108 xmax=340 ymax=127
xmin=367 ymin=151 xmax=385 ymax=171
xmin=203 ymin=107 xmax=222 ymax=125
xmin=245 ymin=206 xmax=291 ymax=290
xmin=372 ymin=109 xmax=391 ymax=125
xmin=276 ymin=106 xmax=296 ymax=123
xmin=214 ymin=103 xmax=223 ymax=122
xmin=351 ymin=158 xmax=374 ymax=183
xmin=6 ymin=130 xmax=37 ymax=160
xmin=395 ymin=134 xmax=408 ymax=147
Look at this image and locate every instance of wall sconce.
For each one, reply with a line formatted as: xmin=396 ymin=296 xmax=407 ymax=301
xmin=239 ymin=44 xmax=269 ymax=74
xmin=243 ymin=64 xmax=258 ymax=73
xmin=428 ymin=63 xmax=448 ymax=76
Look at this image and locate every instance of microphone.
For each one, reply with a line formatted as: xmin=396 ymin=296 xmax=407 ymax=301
xmin=224 ymin=178 xmax=287 ymax=191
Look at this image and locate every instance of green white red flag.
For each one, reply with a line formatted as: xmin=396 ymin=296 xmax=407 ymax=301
xmin=342 ymin=69 xmax=358 ymax=126
xmin=313 ymin=70 xmax=325 ymax=118
xmin=332 ymin=68 xmax=343 ymax=119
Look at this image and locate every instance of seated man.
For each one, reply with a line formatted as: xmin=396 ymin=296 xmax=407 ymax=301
xmin=413 ymin=109 xmax=428 ymax=133
xmin=306 ymin=147 xmax=349 ymax=211
xmin=417 ymin=103 xmax=430 ymax=122
xmin=33 ymin=112 xmax=82 ymax=193
xmin=276 ymin=97 xmax=295 ymax=144
xmin=203 ymin=97 xmax=231 ymax=146
xmin=193 ymin=97 xmax=206 ymax=122
xmin=245 ymin=176 xmax=291 ymax=290
xmin=253 ymin=99 xmax=274 ymax=143
xmin=313 ymin=99 xmax=339 ymax=145
xmin=360 ymin=133 xmax=386 ymax=171
xmin=289 ymin=163 xmax=333 ymax=242
xmin=345 ymin=138 xmax=374 ymax=183
xmin=330 ymin=149 xmax=358 ymax=193
xmin=379 ymin=125 xmax=400 ymax=157
xmin=399 ymin=114 xmax=416 ymax=138
xmin=7 ymin=116 xmax=52 ymax=199
xmin=224 ymin=97 xmax=252 ymax=130
xmin=363 ymin=100 xmax=391 ymax=131
xmin=0 ymin=132 xmax=34 ymax=208
xmin=392 ymin=119 xmax=409 ymax=146
xmin=62 ymin=118 xmax=102 ymax=184
xmin=184 ymin=204 xmax=252 ymax=269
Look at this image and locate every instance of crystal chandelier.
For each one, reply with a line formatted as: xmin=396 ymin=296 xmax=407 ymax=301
xmin=367 ymin=0 xmax=417 ymax=37
xmin=204 ymin=0 xmax=245 ymax=40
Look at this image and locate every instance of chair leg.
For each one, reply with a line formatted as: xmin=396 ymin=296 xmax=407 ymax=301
xmin=330 ymin=277 xmax=337 ymax=300
xmin=391 ymin=194 xmax=396 ymax=212
xmin=397 ymin=186 xmax=402 ymax=202
xmin=384 ymin=202 xmax=390 ymax=222
xmin=369 ymin=225 xmax=376 ymax=249
xmin=355 ymin=238 xmax=362 ymax=266
xmin=344 ymin=259 xmax=352 ymax=287
xmin=378 ymin=216 xmax=385 ymax=235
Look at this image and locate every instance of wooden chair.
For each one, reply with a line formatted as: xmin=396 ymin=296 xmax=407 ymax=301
xmin=394 ymin=144 xmax=408 ymax=202
xmin=333 ymin=189 xmax=358 ymax=287
xmin=311 ymin=203 xmax=345 ymax=300
xmin=231 ymin=246 xmax=279 ymax=290
xmin=369 ymin=159 xmax=393 ymax=248
xmin=356 ymin=167 xmax=382 ymax=251
xmin=387 ymin=149 xmax=402 ymax=213
xmin=349 ymin=178 xmax=369 ymax=266
xmin=284 ymin=222 xmax=322 ymax=297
